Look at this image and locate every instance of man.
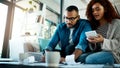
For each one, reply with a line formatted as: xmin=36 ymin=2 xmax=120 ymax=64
xmin=42 ymin=5 xmax=91 ymax=63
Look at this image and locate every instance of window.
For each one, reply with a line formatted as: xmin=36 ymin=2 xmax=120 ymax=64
xmin=12 ymin=0 xmax=60 ymax=39
xmin=12 ymin=7 xmax=26 ymax=38
xmin=46 ymin=9 xmax=59 ymax=24
xmin=0 ymin=3 xmax=8 ymax=57
xmin=0 ymin=0 xmax=61 ymax=56
xmin=43 ymin=8 xmax=59 ymax=39
xmin=12 ymin=0 xmax=40 ymax=38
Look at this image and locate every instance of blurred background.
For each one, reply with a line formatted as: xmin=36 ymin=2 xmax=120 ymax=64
xmin=0 ymin=0 xmax=120 ymax=60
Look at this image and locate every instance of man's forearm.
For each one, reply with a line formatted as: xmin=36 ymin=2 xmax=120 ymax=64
xmin=73 ymin=49 xmax=82 ymax=60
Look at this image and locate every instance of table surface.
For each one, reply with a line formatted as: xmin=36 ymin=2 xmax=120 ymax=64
xmin=0 ymin=62 xmax=120 ymax=68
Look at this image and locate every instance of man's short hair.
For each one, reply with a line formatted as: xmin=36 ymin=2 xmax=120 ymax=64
xmin=66 ymin=5 xmax=79 ymax=13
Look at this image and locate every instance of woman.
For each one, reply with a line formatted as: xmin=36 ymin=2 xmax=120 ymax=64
xmin=85 ymin=0 xmax=120 ymax=64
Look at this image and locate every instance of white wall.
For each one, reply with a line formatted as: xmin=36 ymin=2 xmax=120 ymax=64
xmin=110 ymin=0 xmax=120 ymax=15
xmin=39 ymin=0 xmax=90 ymax=18
xmin=63 ymin=0 xmax=120 ymax=19
xmin=39 ymin=0 xmax=60 ymax=14
xmin=38 ymin=0 xmax=120 ymax=19
xmin=63 ymin=0 xmax=89 ymax=19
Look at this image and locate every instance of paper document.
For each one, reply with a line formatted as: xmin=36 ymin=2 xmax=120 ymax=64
xmin=65 ymin=55 xmax=77 ymax=64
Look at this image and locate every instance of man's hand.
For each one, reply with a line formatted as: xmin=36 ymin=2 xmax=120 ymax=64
xmin=87 ymin=34 xmax=104 ymax=43
xmin=40 ymin=55 xmax=45 ymax=62
xmin=40 ymin=50 xmax=50 ymax=62
xmin=73 ymin=49 xmax=82 ymax=60
xmin=60 ymin=57 xmax=65 ymax=63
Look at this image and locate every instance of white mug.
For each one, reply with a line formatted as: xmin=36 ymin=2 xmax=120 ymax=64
xmin=45 ymin=51 xmax=60 ymax=67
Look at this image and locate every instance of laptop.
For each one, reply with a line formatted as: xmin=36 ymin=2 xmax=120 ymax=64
xmin=9 ymin=38 xmax=43 ymax=62
xmin=9 ymin=38 xmax=25 ymax=62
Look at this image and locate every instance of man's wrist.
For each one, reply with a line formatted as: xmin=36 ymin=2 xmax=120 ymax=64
xmin=42 ymin=49 xmax=50 ymax=55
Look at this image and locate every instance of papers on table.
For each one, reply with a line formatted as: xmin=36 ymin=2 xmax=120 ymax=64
xmin=65 ymin=54 xmax=80 ymax=65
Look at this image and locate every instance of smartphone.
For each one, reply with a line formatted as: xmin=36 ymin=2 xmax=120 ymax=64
xmin=85 ymin=31 xmax=97 ymax=38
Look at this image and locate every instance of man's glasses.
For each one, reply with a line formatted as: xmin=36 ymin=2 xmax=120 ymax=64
xmin=64 ymin=16 xmax=78 ymax=22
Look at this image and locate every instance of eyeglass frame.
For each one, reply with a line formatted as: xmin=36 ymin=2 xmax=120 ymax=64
xmin=64 ymin=15 xmax=79 ymax=22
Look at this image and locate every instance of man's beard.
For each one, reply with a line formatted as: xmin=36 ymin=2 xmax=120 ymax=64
xmin=67 ymin=22 xmax=78 ymax=28
xmin=67 ymin=23 xmax=74 ymax=28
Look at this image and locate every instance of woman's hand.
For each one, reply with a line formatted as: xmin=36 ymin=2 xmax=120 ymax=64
xmin=87 ymin=34 xmax=104 ymax=43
